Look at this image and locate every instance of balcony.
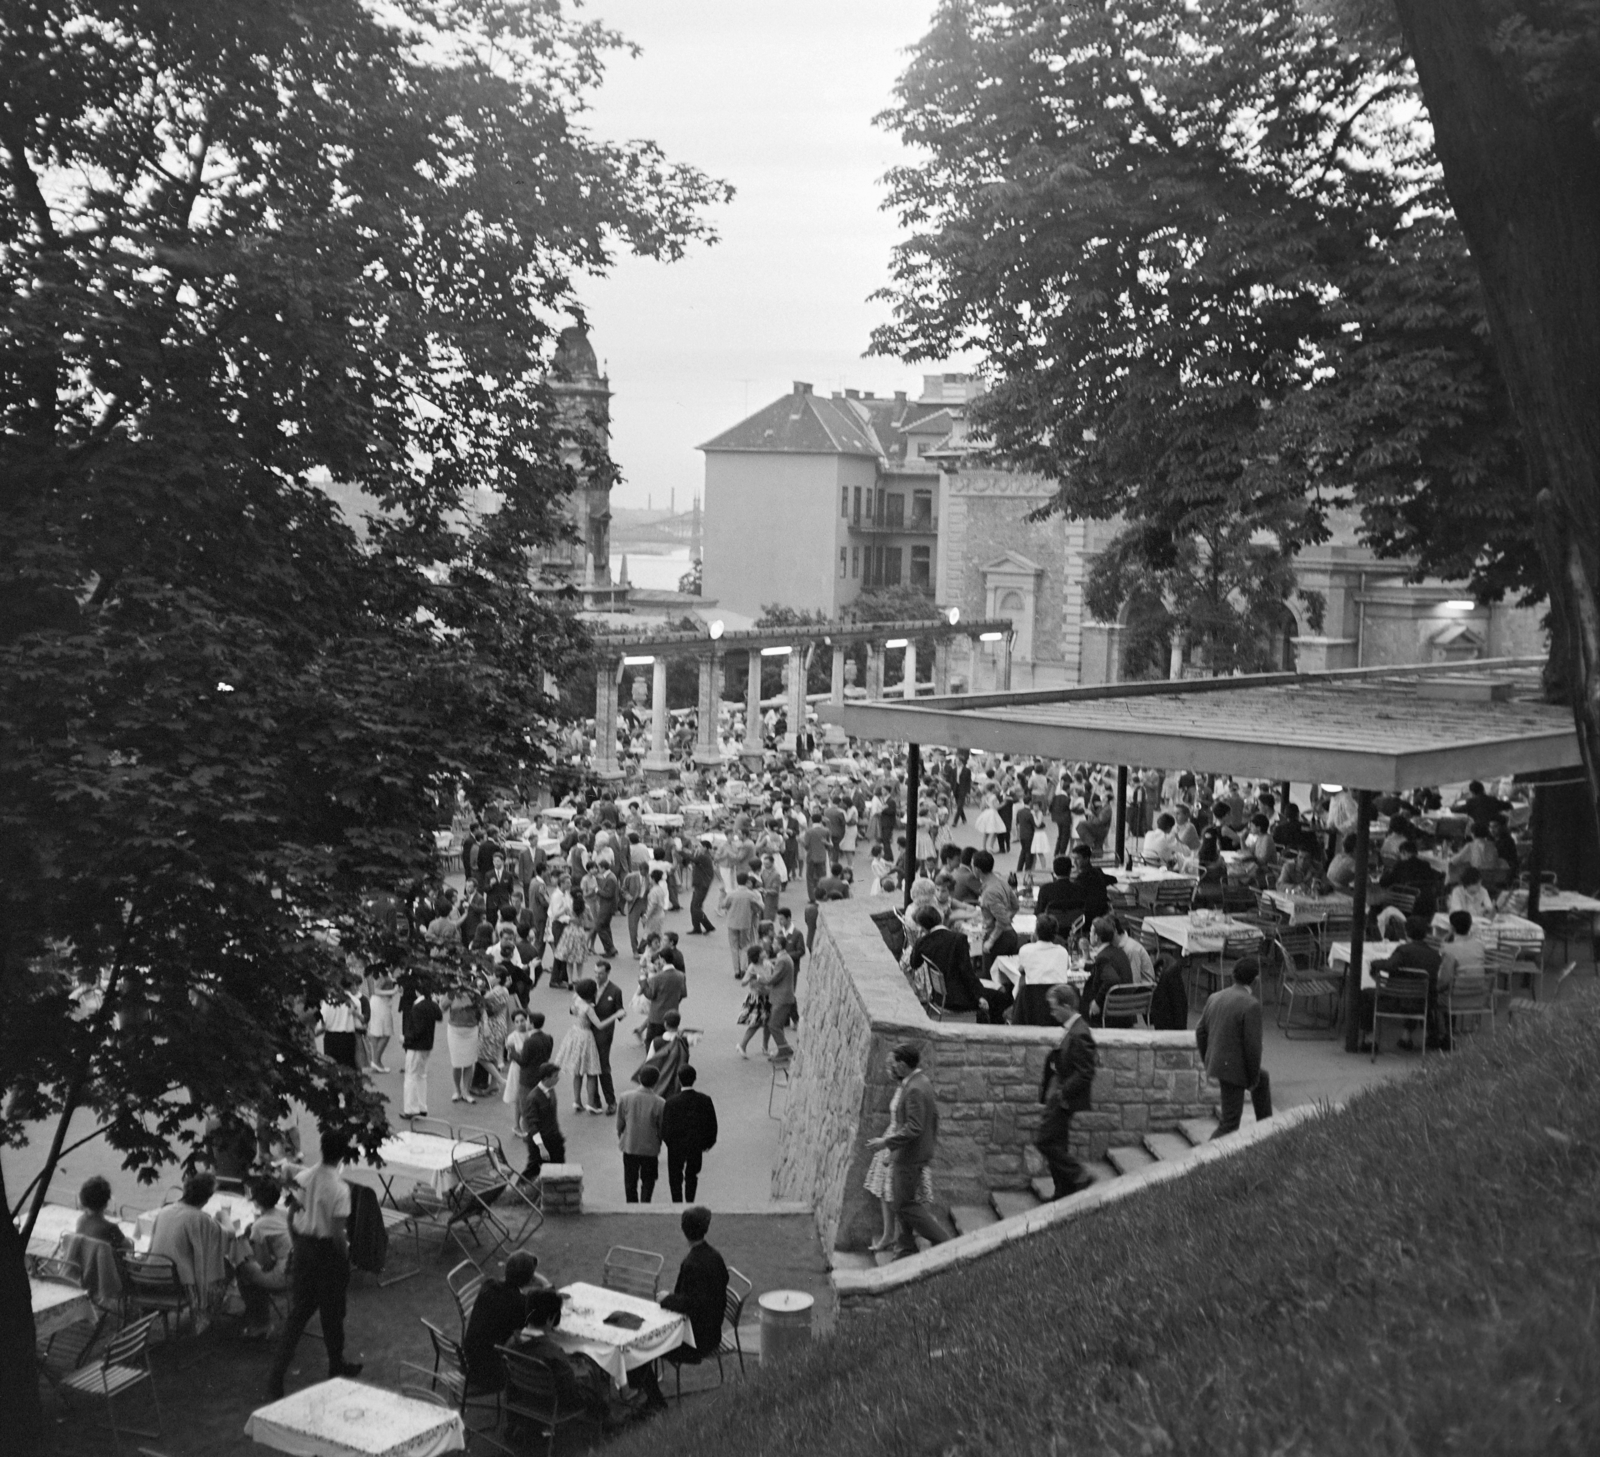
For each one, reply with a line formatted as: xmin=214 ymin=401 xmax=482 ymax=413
xmin=848 ymin=511 xmax=938 ymax=537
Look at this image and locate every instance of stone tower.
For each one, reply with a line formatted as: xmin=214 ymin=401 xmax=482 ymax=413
xmin=547 ymin=323 xmax=614 ymax=584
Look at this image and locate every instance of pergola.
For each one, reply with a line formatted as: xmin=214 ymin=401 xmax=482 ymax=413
xmin=818 ymin=657 xmax=1584 ymax=1051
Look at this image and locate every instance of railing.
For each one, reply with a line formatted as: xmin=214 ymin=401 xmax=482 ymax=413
xmin=848 ymin=513 xmax=938 ymax=536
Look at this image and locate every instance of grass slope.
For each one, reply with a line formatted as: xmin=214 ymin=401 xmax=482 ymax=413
xmin=624 ymin=992 xmax=1600 ymax=1457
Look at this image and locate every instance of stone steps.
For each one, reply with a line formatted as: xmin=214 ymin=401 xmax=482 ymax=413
xmin=1105 ymin=1144 xmax=1157 ymax=1177
xmin=1142 ymin=1131 xmax=1196 ymax=1164
xmin=949 ymin=1203 xmax=1001 ymax=1236
xmin=990 ymin=1189 xmax=1042 ymax=1221
xmin=1179 ymin=1117 xmax=1219 ymax=1145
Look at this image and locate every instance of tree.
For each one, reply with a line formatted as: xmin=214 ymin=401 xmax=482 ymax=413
xmin=0 ymin=2 xmax=727 ymax=1447
xmin=1383 ymin=0 xmax=1600 ymax=840
xmin=872 ymin=0 xmax=1530 ymax=675
xmin=756 ymin=605 xmax=832 ymax=698
xmin=677 ymin=557 xmax=704 ymax=595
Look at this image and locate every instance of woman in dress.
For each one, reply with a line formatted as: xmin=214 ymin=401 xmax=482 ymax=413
xmin=974 ymin=784 xmax=1006 ymax=853
xmin=555 ymin=978 xmax=606 ymax=1113
xmin=502 ymin=1009 xmax=531 ymax=1132
xmin=556 ymin=884 xmax=590 ymax=986
xmin=862 ymin=1072 xmax=936 ymax=1251
xmin=365 ymin=964 xmax=401 ymax=1074
xmin=546 ymin=874 xmax=573 ymax=989
xmin=476 ymin=968 xmax=512 ymax=1094
xmin=640 ymin=868 xmax=669 ymax=947
xmin=444 ymin=985 xmax=482 ymax=1104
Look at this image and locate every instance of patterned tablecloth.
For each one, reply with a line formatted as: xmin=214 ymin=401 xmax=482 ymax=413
xmin=1262 ymin=890 xmax=1354 ymax=925
xmin=370 ymin=1132 xmax=484 ymax=1197
xmin=1109 ymin=867 xmax=1197 ymax=907
xmin=1430 ymin=912 xmax=1544 ymax=953
xmin=1144 ymin=914 xmax=1264 ymax=956
xmin=1525 ymin=890 xmax=1600 ymax=921
xmin=546 ymin=1282 xmax=690 ymax=1390
xmin=31 ymin=1278 xmax=92 ymax=1342
xmin=991 ymin=955 xmax=1089 ymax=989
xmin=245 ymin=1378 xmax=464 ymax=1457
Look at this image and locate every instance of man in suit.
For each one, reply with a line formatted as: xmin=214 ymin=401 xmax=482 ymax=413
xmin=463 ymin=1251 xmax=545 ymax=1393
xmin=661 ymin=1066 xmax=719 ymax=1203
xmin=640 ymin=956 xmax=688 ymax=1048
xmin=688 ymin=836 xmax=717 ymax=934
xmin=514 ymin=1288 xmax=636 ymax=1423
xmin=760 ymin=939 xmax=799 ymax=1058
xmin=591 ymin=964 xmax=625 ymax=1114
xmin=906 ymin=904 xmax=989 ymax=1017
xmin=1037 ymin=983 xmax=1097 ymax=1199
xmin=616 ymin=1065 xmax=667 ymax=1203
xmin=1195 ymin=956 xmax=1272 ymax=1136
xmin=658 ymin=1204 xmax=731 ymax=1367
xmin=724 ymin=872 xmax=764 ymax=978
xmin=519 ymin=1063 xmax=565 ymax=1181
xmin=1034 ymin=855 xmax=1086 ymax=927
xmin=867 ymin=1043 xmax=952 ymax=1259
xmin=1069 ymin=843 xmax=1113 ymax=923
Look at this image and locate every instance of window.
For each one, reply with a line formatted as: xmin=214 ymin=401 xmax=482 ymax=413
xmin=841 ymin=485 xmax=849 ymax=518
xmin=910 ymin=545 xmax=931 ymax=588
xmin=885 ymin=493 xmax=904 ymax=528
xmin=852 ymin=486 xmax=861 ymax=523
xmin=851 ymin=545 xmax=860 ymax=578
xmin=912 ymin=489 xmax=933 ymax=528
xmin=839 ymin=547 xmax=847 ymax=578
xmin=884 ymin=547 xmax=903 ymax=586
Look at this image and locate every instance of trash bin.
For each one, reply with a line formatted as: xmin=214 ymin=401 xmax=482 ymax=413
xmin=757 ymin=1289 xmax=814 ymax=1365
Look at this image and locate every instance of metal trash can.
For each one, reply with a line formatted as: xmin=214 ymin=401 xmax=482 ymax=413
xmin=757 ymin=1289 xmax=814 ymax=1365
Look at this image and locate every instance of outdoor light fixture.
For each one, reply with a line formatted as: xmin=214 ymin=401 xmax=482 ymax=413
xmin=884 ymin=637 xmax=909 ymax=649
xmin=978 ymin=631 xmax=1005 ymax=642
xmin=946 ymin=607 xmax=960 ymax=625
xmin=622 ymin=655 xmax=655 ymax=666
xmin=708 ymin=620 xmax=725 ymax=639
xmin=760 ymin=645 xmax=792 ymax=656
xmin=1444 ymin=599 xmax=1476 ymax=611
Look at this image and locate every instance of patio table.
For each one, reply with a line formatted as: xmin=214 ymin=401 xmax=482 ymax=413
xmin=365 ymin=1131 xmax=486 ymax=1203
xmin=1328 ymin=940 xmax=1406 ymax=990
xmin=245 ymin=1377 xmax=464 ymax=1457
xmin=542 ymin=1281 xmax=690 ymax=1390
xmin=31 ymin=1277 xmax=92 ymax=1343
xmin=21 ymin=1202 xmax=134 ymax=1260
xmin=1144 ymin=914 xmax=1263 ymax=956
xmin=1109 ymin=866 xmax=1198 ymax=907
xmin=1262 ymin=890 xmax=1353 ymax=925
xmin=1429 ymin=911 xmax=1543 ymax=954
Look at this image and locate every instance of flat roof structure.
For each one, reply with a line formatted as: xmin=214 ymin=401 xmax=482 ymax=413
xmin=820 ymin=659 xmax=1582 ymax=791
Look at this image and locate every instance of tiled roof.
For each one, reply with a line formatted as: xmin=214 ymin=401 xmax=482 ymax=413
xmin=699 ymin=390 xmax=884 ymax=456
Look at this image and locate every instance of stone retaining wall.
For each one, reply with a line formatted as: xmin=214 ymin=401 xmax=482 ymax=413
xmin=775 ymin=899 xmax=1213 ymax=1253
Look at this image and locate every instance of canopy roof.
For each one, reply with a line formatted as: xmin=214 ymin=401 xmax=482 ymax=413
xmin=820 ymin=660 xmax=1581 ymax=792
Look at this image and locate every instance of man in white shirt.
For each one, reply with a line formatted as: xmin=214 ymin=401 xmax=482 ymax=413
xmin=1141 ymin=813 xmax=1180 ymax=866
xmin=319 ymin=982 xmax=359 ymax=1069
xmin=267 ymin=1131 xmax=363 ymax=1399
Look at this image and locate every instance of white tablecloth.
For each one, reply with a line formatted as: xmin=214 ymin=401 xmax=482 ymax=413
xmin=991 ymin=955 xmax=1088 ymax=990
xmin=31 ymin=1278 xmax=92 ymax=1341
xmin=1144 ymin=915 xmax=1263 ymax=955
xmin=1430 ymin=912 xmax=1544 ymax=952
xmin=372 ymin=1133 xmax=484 ymax=1197
xmin=22 ymin=1203 xmax=131 ymax=1259
xmin=135 ymin=1192 xmax=255 ymax=1247
xmin=548 ymin=1282 xmax=689 ymax=1390
xmin=1262 ymin=890 xmax=1353 ymax=925
xmin=1012 ymin=913 xmax=1037 ymax=939
xmin=246 ymin=1378 xmax=464 ymax=1457
xmin=1328 ymin=940 xmax=1405 ymax=991
xmin=1109 ymin=867 xmax=1197 ymax=906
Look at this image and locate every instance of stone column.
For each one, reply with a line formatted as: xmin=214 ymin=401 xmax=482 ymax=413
xmin=997 ymin=634 xmax=1013 ymax=692
xmin=932 ymin=639 xmax=951 ymax=695
xmin=865 ymin=643 xmax=885 ymax=699
xmin=823 ymin=644 xmax=848 ymax=746
xmin=643 ymin=655 xmax=672 ymax=780
xmin=902 ymin=641 xmax=918 ymax=699
xmin=694 ymin=652 xmax=722 ymax=767
xmin=784 ymin=646 xmax=810 ymax=755
xmin=742 ymin=648 xmax=764 ymax=768
xmin=593 ymin=659 xmax=623 ymax=781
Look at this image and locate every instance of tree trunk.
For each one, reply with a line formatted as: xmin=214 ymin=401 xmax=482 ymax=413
xmin=1392 ymin=0 xmax=1600 ymax=845
xmin=0 ymin=1158 xmax=45 ymax=1457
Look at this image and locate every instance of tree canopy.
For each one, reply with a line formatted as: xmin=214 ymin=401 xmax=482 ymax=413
xmin=872 ymin=0 xmax=1529 ymax=673
xmin=0 ymin=2 xmax=727 ymax=1445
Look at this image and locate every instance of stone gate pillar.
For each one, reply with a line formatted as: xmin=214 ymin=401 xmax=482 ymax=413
xmin=742 ymin=648 xmax=764 ymax=768
xmin=695 ymin=652 xmax=722 ymax=766
xmin=593 ymin=659 xmax=624 ymax=781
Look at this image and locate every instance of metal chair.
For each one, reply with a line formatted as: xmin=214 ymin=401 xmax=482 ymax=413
xmin=768 ymin=1056 xmax=792 ymax=1119
xmin=408 ymin=1117 xmax=457 ymax=1140
xmin=120 ymin=1253 xmax=189 ymax=1341
xmin=1508 ymin=961 xmax=1578 ymax=1023
xmin=601 ymin=1245 xmax=664 ymax=1301
xmin=1277 ymin=963 xmax=1342 ymax=1039
xmin=1370 ymin=968 xmax=1430 ymax=1059
xmin=498 ymin=1347 xmax=600 ymax=1457
xmin=447 ymin=1259 xmax=486 ymax=1338
xmin=58 ymin=1312 xmax=162 ymax=1452
xmin=1487 ymin=947 xmax=1542 ymax=1004
xmin=1447 ymin=979 xmax=1496 ymax=1041
xmin=922 ymin=963 xmax=948 ymax=1020
xmin=715 ymin=1267 xmax=755 ymax=1380
xmin=401 ymin=1317 xmax=503 ymax=1436
xmin=1099 ymin=983 xmax=1153 ymax=1026
xmin=447 ymin=1146 xmax=518 ymax=1266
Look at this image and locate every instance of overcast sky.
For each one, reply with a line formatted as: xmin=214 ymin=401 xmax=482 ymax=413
xmin=575 ymin=0 xmax=969 ymax=512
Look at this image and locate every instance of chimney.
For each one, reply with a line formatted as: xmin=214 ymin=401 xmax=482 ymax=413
xmin=894 ymin=390 xmax=906 ymax=403
xmin=844 ymin=388 xmax=860 ymax=399
xmin=792 ymin=381 xmax=812 ymax=395
xmin=863 ymin=391 xmax=875 ymax=400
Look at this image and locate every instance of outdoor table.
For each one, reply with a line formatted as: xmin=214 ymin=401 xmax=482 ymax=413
xmin=133 ymin=1191 xmax=256 ymax=1247
xmin=1219 ymin=850 xmax=1257 ymax=881
xmin=1109 ymin=866 xmax=1197 ymax=907
xmin=31 ymin=1277 xmax=93 ymax=1342
xmin=1013 ymin=913 xmax=1037 ymax=941
xmin=539 ymin=806 xmax=577 ymax=822
xmin=367 ymin=1131 xmax=485 ymax=1203
xmin=22 ymin=1202 xmax=135 ymax=1260
xmin=245 ymin=1376 xmax=465 ymax=1457
xmin=991 ymin=954 xmax=1089 ymax=1026
xmin=1530 ymin=889 xmax=1600 ymax=917
xmin=1328 ymin=940 xmax=1405 ymax=990
xmin=640 ymin=812 xmax=683 ymax=828
xmin=542 ymin=1281 xmax=690 ymax=1390
xmin=1419 ymin=812 xmax=1470 ymax=842
xmin=1144 ymin=914 xmax=1263 ymax=956
xmin=1430 ymin=911 xmax=1544 ymax=954
xmin=1262 ymin=890 xmax=1353 ymax=925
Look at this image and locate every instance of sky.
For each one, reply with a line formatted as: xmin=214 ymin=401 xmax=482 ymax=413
xmin=573 ymin=0 xmax=970 ymax=513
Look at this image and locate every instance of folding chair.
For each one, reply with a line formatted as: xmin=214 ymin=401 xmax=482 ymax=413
xmin=499 ymin=1348 xmax=600 ymax=1457
xmin=768 ymin=1057 xmax=792 ymax=1119
xmin=58 ymin=1312 xmax=162 ymax=1452
xmin=401 ymin=1317 xmax=503 ymax=1436
xmin=408 ymin=1117 xmax=457 ymax=1140
xmin=1099 ymin=983 xmax=1153 ymax=1027
xmin=1508 ymin=961 xmax=1578 ymax=1023
xmin=1448 ymin=979 xmax=1495 ymax=1041
xmin=120 ymin=1253 xmax=190 ymax=1341
xmin=1370 ymin=968 xmax=1430 ymax=1059
xmin=922 ymin=963 xmax=948 ymax=1020
xmin=446 ymin=1259 xmax=486 ymax=1338
xmin=601 ymin=1246 xmax=664 ymax=1301
xmin=715 ymin=1267 xmax=755 ymax=1381
xmin=447 ymin=1147 xmax=518 ymax=1267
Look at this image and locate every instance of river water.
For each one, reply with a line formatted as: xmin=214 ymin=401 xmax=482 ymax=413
xmin=610 ymin=546 xmax=694 ymax=593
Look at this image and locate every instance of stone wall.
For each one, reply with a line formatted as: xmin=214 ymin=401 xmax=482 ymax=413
xmin=776 ymin=899 xmax=1214 ymax=1254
